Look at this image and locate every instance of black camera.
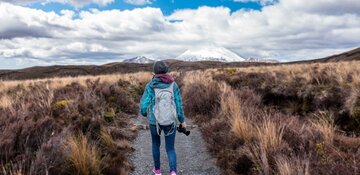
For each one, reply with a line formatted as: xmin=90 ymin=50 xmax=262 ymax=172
xmin=177 ymin=124 xmax=190 ymax=136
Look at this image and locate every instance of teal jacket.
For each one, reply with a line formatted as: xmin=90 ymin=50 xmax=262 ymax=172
xmin=139 ymin=78 xmax=185 ymax=125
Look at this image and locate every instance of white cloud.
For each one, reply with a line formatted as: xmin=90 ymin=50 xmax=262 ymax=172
xmin=234 ymin=0 xmax=276 ymax=6
xmin=0 ymin=0 xmax=114 ymax=8
xmin=124 ymin=0 xmax=153 ymax=6
xmin=0 ymin=0 xmax=360 ymax=68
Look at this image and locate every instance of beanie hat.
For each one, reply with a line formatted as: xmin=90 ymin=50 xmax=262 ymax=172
xmin=153 ymin=61 xmax=168 ymax=74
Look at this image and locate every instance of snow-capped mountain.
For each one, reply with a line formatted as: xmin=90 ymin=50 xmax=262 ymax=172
xmin=246 ymin=57 xmax=279 ymax=63
xmin=122 ymin=56 xmax=156 ymax=64
xmin=176 ymin=46 xmax=246 ymax=62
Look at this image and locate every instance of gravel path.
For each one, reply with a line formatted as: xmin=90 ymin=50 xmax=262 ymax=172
xmin=130 ymin=116 xmax=220 ymax=175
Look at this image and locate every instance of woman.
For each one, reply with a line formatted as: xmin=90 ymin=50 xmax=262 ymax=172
xmin=140 ymin=61 xmax=186 ymax=175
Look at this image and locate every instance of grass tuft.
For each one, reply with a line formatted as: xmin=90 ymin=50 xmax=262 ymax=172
xmin=66 ymin=134 xmax=102 ymax=175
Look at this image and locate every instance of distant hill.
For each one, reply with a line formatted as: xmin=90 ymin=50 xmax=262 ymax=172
xmin=245 ymin=58 xmax=279 ymax=63
xmin=0 ymin=60 xmax=269 ymax=80
xmin=0 ymin=47 xmax=358 ymax=81
xmin=289 ymin=47 xmax=360 ymax=64
xmin=316 ymin=47 xmax=360 ymax=62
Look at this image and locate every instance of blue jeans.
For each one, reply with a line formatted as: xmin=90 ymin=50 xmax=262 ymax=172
xmin=150 ymin=124 xmax=177 ymax=172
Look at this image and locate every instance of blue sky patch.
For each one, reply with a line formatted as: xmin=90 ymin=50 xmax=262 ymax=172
xmin=28 ymin=0 xmax=263 ymax=16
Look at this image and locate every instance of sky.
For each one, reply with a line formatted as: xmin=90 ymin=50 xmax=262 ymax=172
xmin=0 ymin=0 xmax=360 ymax=69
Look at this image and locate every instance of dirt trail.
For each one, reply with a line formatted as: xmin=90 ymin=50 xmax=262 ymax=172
xmin=130 ymin=116 xmax=220 ymax=175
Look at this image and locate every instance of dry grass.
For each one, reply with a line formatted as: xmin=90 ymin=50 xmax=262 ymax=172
xmin=183 ymin=61 xmax=360 ymax=175
xmin=213 ymin=61 xmax=360 ymax=90
xmin=221 ymin=87 xmax=255 ymax=142
xmin=232 ymin=116 xmax=255 ymax=143
xmin=275 ymin=156 xmax=310 ymax=175
xmin=236 ymin=61 xmax=359 ymax=81
xmin=0 ymin=73 xmax=140 ymax=174
xmin=100 ymin=128 xmax=117 ymax=151
xmin=182 ymin=70 xmax=215 ymax=93
xmin=0 ymin=94 xmax=13 ymax=108
xmin=1 ymin=162 xmax=24 ymax=175
xmin=255 ymin=118 xmax=284 ymax=152
xmin=311 ymin=111 xmax=336 ymax=145
xmin=116 ymin=140 xmax=133 ymax=150
xmin=239 ymin=143 xmax=270 ymax=175
xmin=1 ymin=60 xmax=359 ymax=175
xmin=0 ymin=71 xmax=152 ymax=93
xmin=346 ymin=88 xmax=360 ymax=117
xmin=66 ymin=134 xmax=102 ymax=175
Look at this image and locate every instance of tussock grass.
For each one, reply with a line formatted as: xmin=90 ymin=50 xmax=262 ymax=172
xmin=100 ymin=128 xmax=117 ymax=151
xmin=255 ymin=118 xmax=284 ymax=152
xmin=221 ymin=87 xmax=255 ymax=142
xmin=232 ymin=116 xmax=255 ymax=143
xmin=239 ymin=143 xmax=270 ymax=175
xmin=183 ymin=61 xmax=360 ymax=175
xmin=0 ymin=71 xmax=152 ymax=93
xmin=275 ymin=156 xmax=310 ymax=175
xmin=66 ymin=134 xmax=102 ymax=175
xmin=311 ymin=111 xmax=336 ymax=145
xmin=1 ymin=162 xmax=24 ymax=175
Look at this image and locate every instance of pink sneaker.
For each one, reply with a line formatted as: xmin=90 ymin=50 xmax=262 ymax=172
xmin=170 ymin=171 xmax=177 ymax=175
xmin=152 ymin=168 xmax=161 ymax=175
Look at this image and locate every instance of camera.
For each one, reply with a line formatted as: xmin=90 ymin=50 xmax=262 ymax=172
xmin=177 ymin=124 xmax=190 ymax=136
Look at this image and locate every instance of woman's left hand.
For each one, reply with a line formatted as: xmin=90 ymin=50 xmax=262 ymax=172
xmin=181 ymin=122 xmax=186 ymax=128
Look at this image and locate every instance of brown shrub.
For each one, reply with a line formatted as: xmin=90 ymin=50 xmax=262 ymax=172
xmin=183 ymin=82 xmax=221 ymax=120
xmin=0 ymin=75 xmax=139 ymax=175
xmin=30 ymin=132 xmax=69 ymax=175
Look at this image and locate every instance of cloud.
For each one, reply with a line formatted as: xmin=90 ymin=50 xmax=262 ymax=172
xmin=124 ymin=0 xmax=153 ymax=6
xmin=234 ymin=0 xmax=277 ymax=6
xmin=280 ymin=0 xmax=360 ymax=15
xmin=0 ymin=0 xmax=360 ymax=68
xmin=0 ymin=0 xmax=114 ymax=8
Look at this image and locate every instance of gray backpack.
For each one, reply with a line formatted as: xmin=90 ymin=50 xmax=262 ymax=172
xmin=153 ymin=82 xmax=177 ymax=136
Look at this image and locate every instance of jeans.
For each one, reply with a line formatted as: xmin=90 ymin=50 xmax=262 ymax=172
xmin=150 ymin=124 xmax=177 ymax=172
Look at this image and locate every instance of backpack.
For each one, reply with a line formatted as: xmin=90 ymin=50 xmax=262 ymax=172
xmin=153 ymin=82 xmax=177 ymax=136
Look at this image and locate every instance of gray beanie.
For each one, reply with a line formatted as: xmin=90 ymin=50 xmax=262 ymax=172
xmin=153 ymin=61 xmax=168 ymax=74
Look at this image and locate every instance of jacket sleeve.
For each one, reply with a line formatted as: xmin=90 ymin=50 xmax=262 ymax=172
xmin=173 ymin=82 xmax=186 ymax=123
xmin=140 ymin=84 xmax=151 ymax=117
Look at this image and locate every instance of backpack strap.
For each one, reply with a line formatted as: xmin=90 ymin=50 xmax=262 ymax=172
xmin=156 ymin=122 xmax=176 ymax=136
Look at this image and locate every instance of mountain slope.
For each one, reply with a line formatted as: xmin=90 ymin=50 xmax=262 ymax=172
xmin=288 ymin=47 xmax=360 ymax=64
xmin=245 ymin=58 xmax=279 ymax=63
xmin=316 ymin=47 xmax=360 ymax=62
xmin=122 ymin=56 xmax=156 ymax=64
xmin=176 ymin=46 xmax=245 ymax=62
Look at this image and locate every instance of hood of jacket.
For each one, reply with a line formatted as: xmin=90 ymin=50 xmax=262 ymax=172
xmin=154 ymin=74 xmax=174 ymax=84
xmin=149 ymin=77 xmax=172 ymax=89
